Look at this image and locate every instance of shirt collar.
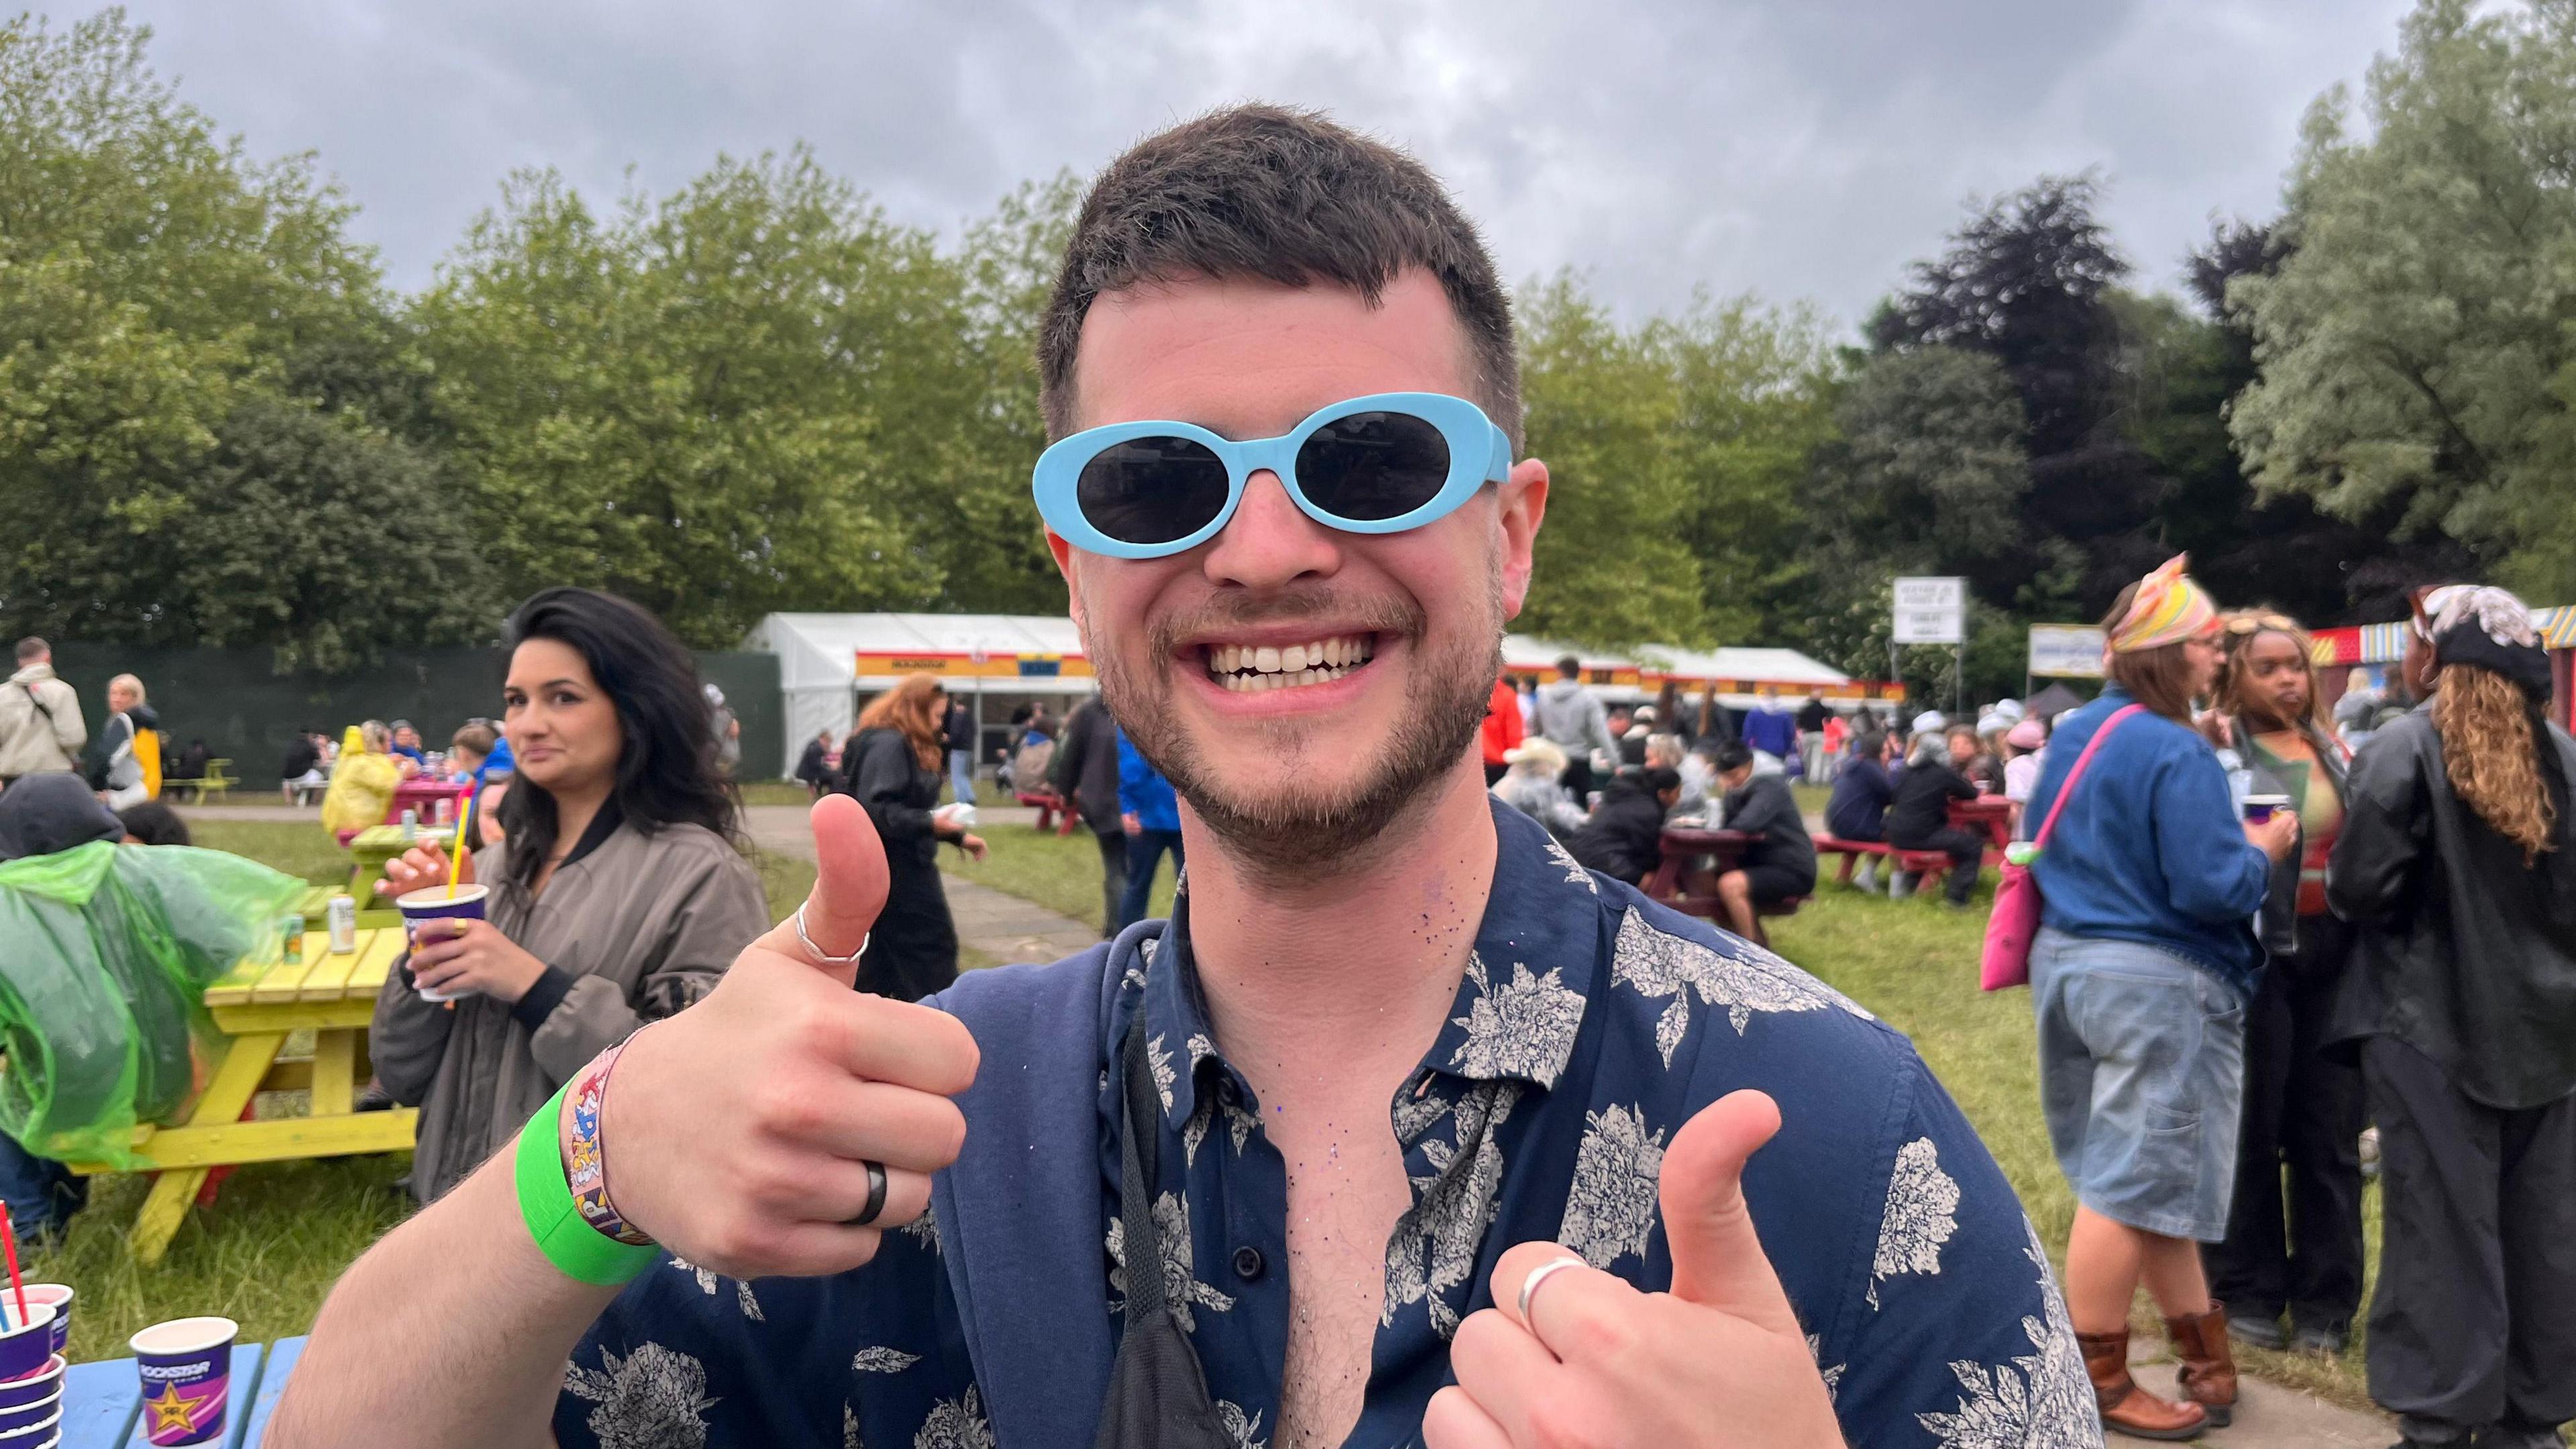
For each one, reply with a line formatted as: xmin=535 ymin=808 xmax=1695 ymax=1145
xmin=1138 ymin=798 xmax=1606 ymax=1132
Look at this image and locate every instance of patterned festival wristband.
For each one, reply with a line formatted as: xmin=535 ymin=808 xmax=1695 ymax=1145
xmin=563 ymin=1043 xmax=654 ymax=1246
xmin=515 ymin=1080 xmax=658 ymax=1286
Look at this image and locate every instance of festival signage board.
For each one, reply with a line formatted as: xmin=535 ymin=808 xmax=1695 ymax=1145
xmin=2025 ymin=625 xmax=2106 ymax=679
xmin=1892 ymin=577 xmax=1966 ymax=645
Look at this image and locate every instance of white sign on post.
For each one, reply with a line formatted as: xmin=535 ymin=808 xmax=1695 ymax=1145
xmin=2026 ymin=625 xmax=2107 ymax=679
xmin=1891 ymin=576 xmax=1966 ymax=645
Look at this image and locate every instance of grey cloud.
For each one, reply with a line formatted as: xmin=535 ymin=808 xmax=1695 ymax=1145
xmin=123 ymin=0 xmax=2412 ymax=327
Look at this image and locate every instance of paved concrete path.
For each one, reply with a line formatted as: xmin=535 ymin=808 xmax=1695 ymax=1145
xmin=741 ymin=805 xmax=1098 ymax=965
xmin=2129 ymin=1352 xmax=2387 ymax=1446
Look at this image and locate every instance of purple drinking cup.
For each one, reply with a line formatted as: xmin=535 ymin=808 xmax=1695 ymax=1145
xmin=0 ymin=1309 xmax=51 ymax=1386
xmin=18 ymin=1289 xmax=67 ymax=1361
xmin=2242 ymin=793 xmax=2291 ymax=824
xmin=0 ymin=1388 xmax=56 ymax=1436
xmin=0 ymin=1357 xmax=62 ymax=1412
xmin=396 ymin=883 xmax=489 ymax=1002
xmin=129 ymin=1317 xmax=235 ymax=1446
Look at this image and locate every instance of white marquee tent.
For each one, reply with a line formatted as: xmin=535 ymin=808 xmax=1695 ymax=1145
xmin=741 ymin=614 xmax=1878 ymax=777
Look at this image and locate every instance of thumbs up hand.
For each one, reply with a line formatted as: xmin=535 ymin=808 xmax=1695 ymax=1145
xmin=1425 ymin=1091 xmax=1843 ymax=1448
xmin=594 ymin=795 xmax=981 ymax=1279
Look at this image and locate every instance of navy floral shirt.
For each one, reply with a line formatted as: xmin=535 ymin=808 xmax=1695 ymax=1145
xmin=557 ymin=804 xmax=2098 ymax=1448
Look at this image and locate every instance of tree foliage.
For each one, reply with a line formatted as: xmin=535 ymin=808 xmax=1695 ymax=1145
xmin=2230 ymin=0 xmax=2565 ymax=597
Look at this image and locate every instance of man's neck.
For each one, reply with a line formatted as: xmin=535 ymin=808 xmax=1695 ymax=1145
xmin=1183 ymin=758 xmax=1499 ymax=1091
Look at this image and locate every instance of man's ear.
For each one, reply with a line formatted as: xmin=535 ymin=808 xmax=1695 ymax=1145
xmin=1496 ymin=458 xmax=1549 ymax=620
xmin=1046 ymin=529 xmax=1087 ymax=634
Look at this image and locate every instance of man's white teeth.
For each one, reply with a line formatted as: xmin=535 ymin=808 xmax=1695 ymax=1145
xmin=1208 ymin=635 xmax=1375 ymax=692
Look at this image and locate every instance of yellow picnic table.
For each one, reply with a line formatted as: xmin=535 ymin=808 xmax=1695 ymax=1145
xmin=70 ymin=897 xmax=417 ymax=1265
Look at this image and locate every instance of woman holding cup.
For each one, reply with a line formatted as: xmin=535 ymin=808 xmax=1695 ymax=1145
xmin=370 ymin=588 xmax=767 ymax=1204
xmin=833 ymin=673 xmax=985 ymax=1002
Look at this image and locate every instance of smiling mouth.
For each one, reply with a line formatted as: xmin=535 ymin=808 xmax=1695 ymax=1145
xmin=1198 ymin=633 xmax=1379 ymax=694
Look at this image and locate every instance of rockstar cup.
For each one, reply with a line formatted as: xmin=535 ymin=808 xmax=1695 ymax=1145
xmin=129 ymin=1316 xmax=236 ymax=1446
xmin=2241 ymin=793 xmax=2292 ymax=824
xmin=397 ymin=883 xmax=489 ymax=1003
xmin=18 ymin=1286 xmax=67 ymax=1358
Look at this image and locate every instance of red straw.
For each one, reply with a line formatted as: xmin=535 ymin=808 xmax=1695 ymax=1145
xmin=0 ymin=1213 xmax=25 ymax=1332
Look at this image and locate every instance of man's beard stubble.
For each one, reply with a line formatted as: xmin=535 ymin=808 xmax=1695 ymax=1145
xmin=1082 ymin=580 xmax=1503 ymax=884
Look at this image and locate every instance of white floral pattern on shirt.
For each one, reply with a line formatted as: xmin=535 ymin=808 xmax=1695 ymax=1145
xmin=562 ymin=1342 xmax=713 ymax=1449
xmin=1383 ymin=1081 xmax=1521 ymax=1337
xmin=1448 ymin=955 xmax=1588 ymax=1087
xmin=1868 ymin=1137 xmax=1962 ymax=1308
xmin=669 ymin=1255 xmax=762 ymax=1322
xmin=1544 ymin=833 xmax=1599 ymax=893
xmin=1609 ymin=909 xmax=1867 ymax=1064
xmin=912 ymin=1386 xmax=995 ymax=1449
xmin=1107 ymin=1189 xmax=1237 ymax=1333
xmin=1215 ymin=1399 xmax=1269 ymax=1449
xmin=1556 ymin=1104 xmax=1668 ymax=1269
xmin=1914 ymin=1223 xmax=2099 ymax=1448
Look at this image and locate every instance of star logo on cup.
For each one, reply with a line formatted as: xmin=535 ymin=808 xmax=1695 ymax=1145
xmin=146 ymin=1380 xmax=204 ymax=1435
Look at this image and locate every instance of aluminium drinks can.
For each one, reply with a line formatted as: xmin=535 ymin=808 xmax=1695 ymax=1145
xmin=327 ymin=894 xmax=358 ymax=955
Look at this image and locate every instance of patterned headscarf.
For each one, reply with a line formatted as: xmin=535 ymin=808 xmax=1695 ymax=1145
xmin=2416 ymin=583 xmax=2553 ymax=700
xmin=2107 ymin=555 xmax=2218 ymax=654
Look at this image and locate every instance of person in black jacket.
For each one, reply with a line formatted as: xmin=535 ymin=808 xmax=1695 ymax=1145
xmin=1709 ymin=743 xmax=1815 ymax=945
xmin=1823 ymin=730 xmax=1896 ymax=890
xmin=841 ymin=676 xmax=987 ymax=1001
xmin=2327 ymin=584 xmax=2576 ymax=1449
xmin=1887 ymin=726 xmax=1983 ymax=907
xmin=941 ymin=696 xmax=978 ymax=806
xmin=1568 ymin=765 xmax=1680 ymax=886
xmin=1049 ymin=695 xmax=1128 ymax=936
xmin=792 ymin=729 xmax=835 ymax=799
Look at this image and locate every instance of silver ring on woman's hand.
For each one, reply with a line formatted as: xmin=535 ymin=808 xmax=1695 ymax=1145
xmin=846 ymin=1160 xmax=888 ymax=1227
xmin=794 ymin=902 xmax=868 ymax=965
xmin=1516 ymin=1254 xmax=1587 ymax=1330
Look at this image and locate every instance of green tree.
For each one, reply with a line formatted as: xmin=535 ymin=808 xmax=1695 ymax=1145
xmin=0 ymin=9 xmax=480 ymax=662
xmin=416 ymin=153 xmax=981 ymax=644
xmin=2230 ymin=0 xmax=2562 ymax=596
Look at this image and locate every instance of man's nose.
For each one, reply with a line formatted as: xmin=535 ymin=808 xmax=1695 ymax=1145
xmin=1199 ymin=470 xmax=1340 ymax=591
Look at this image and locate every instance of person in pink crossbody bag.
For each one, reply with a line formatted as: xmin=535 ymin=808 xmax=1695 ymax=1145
xmin=2010 ymin=557 xmax=2297 ymax=1440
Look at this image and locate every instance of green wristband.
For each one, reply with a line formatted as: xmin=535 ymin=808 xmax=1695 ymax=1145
xmin=515 ymin=1081 xmax=660 ymax=1286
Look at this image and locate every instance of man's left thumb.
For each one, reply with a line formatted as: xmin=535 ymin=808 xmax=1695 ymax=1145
xmin=1661 ymin=1089 xmax=1801 ymax=1332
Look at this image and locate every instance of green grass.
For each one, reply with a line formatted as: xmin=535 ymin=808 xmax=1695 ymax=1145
xmin=942 ymin=823 xmax=1175 ymax=934
xmin=182 ymin=819 xmax=350 ymax=885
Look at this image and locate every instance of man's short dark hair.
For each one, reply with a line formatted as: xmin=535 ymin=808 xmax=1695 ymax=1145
xmin=1039 ymin=104 xmax=1520 ymax=447
xmin=1556 ymin=655 xmax=1582 ymax=678
xmin=1641 ymin=766 xmax=1682 ymax=794
xmin=13 ymin=638 xmax=46 ymax=664
xmin=116 ymin=801 xmax=191 ymax=847
xmin=1714 ymin=742 xmax=1754 ymax=773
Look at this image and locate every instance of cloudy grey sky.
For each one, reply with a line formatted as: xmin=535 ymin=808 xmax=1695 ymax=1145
xmin=115 ymin=0 xmax=2413 ymax=334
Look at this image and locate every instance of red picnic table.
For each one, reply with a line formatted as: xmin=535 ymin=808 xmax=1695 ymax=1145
xmin=1642 ymin=826 xmax=1760 ymax=921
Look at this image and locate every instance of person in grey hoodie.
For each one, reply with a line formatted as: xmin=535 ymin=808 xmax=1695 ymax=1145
xmin=1532 ymin=653 xmax=1616 ymax=802
xmin=0 ymin=639 xmax=84 ymax=786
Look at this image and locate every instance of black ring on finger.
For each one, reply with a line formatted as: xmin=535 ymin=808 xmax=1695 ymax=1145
xmin=845 ymin=1159 xmax=889 ymax=1227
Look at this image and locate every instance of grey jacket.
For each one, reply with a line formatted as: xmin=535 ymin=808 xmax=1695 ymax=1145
xmin=1533 ymin=678 xmax=1615 ymax=761
xmin=0 ymin=665 xmax=84 ymax=779
xmin=372 ymin=815 xmax=769 ymax=1201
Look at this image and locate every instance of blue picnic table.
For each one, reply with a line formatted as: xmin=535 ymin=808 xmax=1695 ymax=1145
xmin=57 ymin=1335 xmax=303 ymax=1449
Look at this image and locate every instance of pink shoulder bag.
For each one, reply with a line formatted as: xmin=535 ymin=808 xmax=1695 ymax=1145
xmin=1978 ymin=704 xmax=2145 ymax=991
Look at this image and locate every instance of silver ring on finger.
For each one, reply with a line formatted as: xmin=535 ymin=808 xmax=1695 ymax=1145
xmin=844 ymin=1159 xmax=889 ymax=1227
xmin=795 ymin=902 xmax=869 ymax=966
xmin=1516 ymin=1254 xmax=1586 ymax=1332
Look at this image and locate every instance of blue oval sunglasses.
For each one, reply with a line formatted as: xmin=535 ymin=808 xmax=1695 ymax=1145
xmin=1032 ymin=392 xmax=1513 ymax=559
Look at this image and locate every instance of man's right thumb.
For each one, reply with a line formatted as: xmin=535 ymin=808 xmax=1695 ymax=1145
xmin=781 ymin=794 xmax=889 ymax=984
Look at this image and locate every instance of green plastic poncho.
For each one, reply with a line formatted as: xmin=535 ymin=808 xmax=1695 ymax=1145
xmin=0 ymin=842 xmax=304 ymax=1167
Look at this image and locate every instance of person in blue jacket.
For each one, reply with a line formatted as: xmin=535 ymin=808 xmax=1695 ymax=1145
xmin=2025 ymin=556 xmax=2296 ymax=1438
xmin=1114 ymin=723 xmax=1183 ymax=931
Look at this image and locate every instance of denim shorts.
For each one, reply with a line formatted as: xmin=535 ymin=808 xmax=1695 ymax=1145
xmin=2031 ymin=927 xmax=2248 ymax=1242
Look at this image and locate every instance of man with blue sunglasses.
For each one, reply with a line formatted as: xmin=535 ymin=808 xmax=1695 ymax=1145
xmin=282 ymin=107 xmax=2096 ymax=1449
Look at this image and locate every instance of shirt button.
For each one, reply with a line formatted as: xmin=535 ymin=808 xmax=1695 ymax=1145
xmin=1231 ymin=1246 xmax=1265 ymax=1281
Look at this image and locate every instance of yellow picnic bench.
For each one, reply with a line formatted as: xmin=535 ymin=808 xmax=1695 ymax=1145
xmin=70 ymin=890 xmax=416 ymax=1265
xmin=162 ymin=759 xmax=237 ymax=804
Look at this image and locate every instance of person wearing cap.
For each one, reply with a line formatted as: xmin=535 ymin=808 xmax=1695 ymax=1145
xmin=1489 ymin=737 xmax=1584 ymax=837
xmin=2025 ymin=556 xmax=2296 ymax=1437
xmin=2327 ymin=584 xmax=2576 ymax=1449
xmin=2000 ymin=716 xmax=2049 ymax=838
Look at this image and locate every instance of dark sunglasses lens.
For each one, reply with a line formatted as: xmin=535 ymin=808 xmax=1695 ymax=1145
xmin=1075 ymin=437 xmax=1231 ymax=545
xmin=1294 ymin=411 xmax=1452 ymax=521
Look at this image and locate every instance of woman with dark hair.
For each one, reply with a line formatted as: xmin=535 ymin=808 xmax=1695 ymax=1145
xmin=2198 ymin=612 xmax=2365 ymax=1359
xmin=369 ymin=587 xmax=769 ymax=1203
xmin=2328 ymin=584 xmax=2576 ymax=1449
xmin=2025 ymin=557 xmax=2296 ymax=1438
xmin=838 ymin=673 xmax=985 ymax=1002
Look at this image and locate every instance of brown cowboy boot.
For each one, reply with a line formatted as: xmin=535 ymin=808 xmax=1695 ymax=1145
xmin=2079 ymin=1328 xmax=2208 ymax=1441
xmin=2163 ymin=1303 xmax=2239 ymax=1429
